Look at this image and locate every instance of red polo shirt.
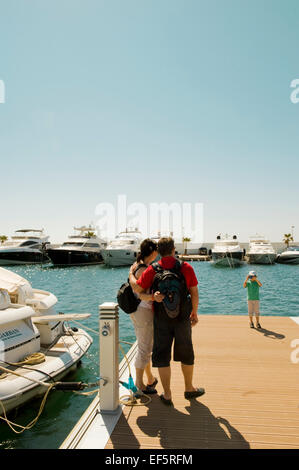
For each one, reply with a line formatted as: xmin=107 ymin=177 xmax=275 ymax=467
xmin=136 ymin=256 xmax=198 ymax=291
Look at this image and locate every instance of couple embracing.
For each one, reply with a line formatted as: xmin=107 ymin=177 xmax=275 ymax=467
xmin=129 ymin=237 xmax=205 ymax=406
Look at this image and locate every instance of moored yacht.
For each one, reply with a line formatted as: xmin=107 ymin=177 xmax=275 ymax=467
xmin=101 ymin=229 xmax=143 ymax=267
xmin=247 ymin=235 xmax=276 ymax=264
xmin=0 ymin=267 xmax=92 ymax=416
xmin=46 ymin=226 xmax=106 ymax=266
xmin=276 ymin=245 xmax=299 ymax=264
xmin=0 ymin=229 xmax=50 ymax=265
xmin=211 ymin=234 xmax=244 ymax=267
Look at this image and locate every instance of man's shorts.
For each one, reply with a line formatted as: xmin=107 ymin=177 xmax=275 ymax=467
xmin=248 ymin=300 xmax=260 ymax=315
xmin=152 ymin=311 xmax=195 ymax=368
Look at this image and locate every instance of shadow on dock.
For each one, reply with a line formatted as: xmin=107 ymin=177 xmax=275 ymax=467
xmin=254 ymin=327 xmax=285 ymax=340
xmin=109 ymin=399 xmax=250 ymax=449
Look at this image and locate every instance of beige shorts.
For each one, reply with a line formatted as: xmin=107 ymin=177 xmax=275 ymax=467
xmin=248 ymin=300 xmax=260 ymax=315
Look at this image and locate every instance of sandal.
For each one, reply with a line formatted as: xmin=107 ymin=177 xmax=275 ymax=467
xmin=141 ymin=385 xmax=157 ymax=395
xmin=250 ymin=322 xmax=255 ymax=328
xmin=256 ymin=323 xmax=261 ymax=329
xmin=147 ymin=377 xmax=158 ymax=388
xmin=160 ymin=394 xmax=173 ymax=406
xmin=184 ymin=388 xmax=205 ymax=399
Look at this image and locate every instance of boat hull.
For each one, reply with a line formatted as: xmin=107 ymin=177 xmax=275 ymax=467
xmin=211 ymin=251 xmax=244 ymax=267
xmin=46 ymin=249 xmax=103 ymax=266
xmin=248 ymin=253 xmax=277 ymax=265
xmin=276 ymin=255 xmax=299 ymax=265
xmin=0 ymin=250 xmax=48 ymax=265
xmin=0 ymin=327 xmax=93 ymax=416
xmin=101 ymin=249 xmax=137 ymax=267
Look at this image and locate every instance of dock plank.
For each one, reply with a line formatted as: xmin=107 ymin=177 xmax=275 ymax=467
xmin=105 ymin=315 xmax=299 ymax=449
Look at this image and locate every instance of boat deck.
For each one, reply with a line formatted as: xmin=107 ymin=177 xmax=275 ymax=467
xmin=61 ymin=315 xmax=299 ymax=449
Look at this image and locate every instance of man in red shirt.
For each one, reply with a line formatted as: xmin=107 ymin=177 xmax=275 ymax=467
xmin=129 ymin=237 xmax=205 ymax=406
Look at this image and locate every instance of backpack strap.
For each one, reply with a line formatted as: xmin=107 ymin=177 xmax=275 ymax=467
xmin=133 ymin=262 xmax=148 ymax=277
xmin=151 ymin=261 xmax=163 ymax=273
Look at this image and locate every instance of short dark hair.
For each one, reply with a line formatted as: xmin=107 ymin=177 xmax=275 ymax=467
xmin=158 ymin=237 xmax=175 ymax=257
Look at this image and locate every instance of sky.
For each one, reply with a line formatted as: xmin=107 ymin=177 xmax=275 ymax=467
xmin=0 ymin=0 xmax=299 ymax=243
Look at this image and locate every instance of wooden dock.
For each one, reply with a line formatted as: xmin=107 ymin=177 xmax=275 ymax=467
xmin=178 ymin=254 xmax=211 ymax=262
xmin=60 ymin=315 xmax=299 ymax=449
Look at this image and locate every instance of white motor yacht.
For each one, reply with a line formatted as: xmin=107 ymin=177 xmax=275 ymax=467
xmin=211 ymin=234 xmax=244 ymax=267
xmin=46 ymin=226 xmax=106 ymax=266
xmin=247 ymin=235 xmax=277 ymax=264
xmin=101 ymin=229 xmax=143 ymax=267
xmin=276 ymin=245 xmax=299 ymax=264
xmin=0 ymin=229 xmax=50 ymax=265
xmin=0 ymin=267 xmax=93 ymax=416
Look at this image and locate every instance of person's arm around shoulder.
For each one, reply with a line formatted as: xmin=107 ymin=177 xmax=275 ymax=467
xmin=129 ymin=264 xmax=164 ymax=302
xmin=129 ymin=263 xmax=144 ymax=294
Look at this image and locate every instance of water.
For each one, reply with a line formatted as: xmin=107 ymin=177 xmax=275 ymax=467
xmin=0 ymin=261 xmax=298 ymax=448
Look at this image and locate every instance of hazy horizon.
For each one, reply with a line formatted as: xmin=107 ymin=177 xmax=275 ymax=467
xmin=1 ymin=1 xmax=298 ymax=243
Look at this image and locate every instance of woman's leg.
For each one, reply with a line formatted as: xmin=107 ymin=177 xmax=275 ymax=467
xmin=135 ymin=367 xmax=146 ymax=390
xmin=144 ymin=361 xmax=155 ymax=386
xmin=130 ymin=307 xmax=154 ymax=389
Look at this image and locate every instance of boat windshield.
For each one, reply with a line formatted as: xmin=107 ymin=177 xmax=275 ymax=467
xmin=216 ymin=241 xmax=239 ymax=246
xmin=20 ymin=240 xmax=39 ymax=247
xmin=110 ymin=239 xmax=135 ymax=246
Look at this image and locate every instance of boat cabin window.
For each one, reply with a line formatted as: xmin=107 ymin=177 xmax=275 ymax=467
xmin=62 ymin=242 xmax=84 ymax=246
xmin=288 ymin=246 xmax=299 ymax=251
xmin=84 ymin=243 xmax=100 ymax=247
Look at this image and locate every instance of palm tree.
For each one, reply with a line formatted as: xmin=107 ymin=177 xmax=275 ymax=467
xmin=283 ymin=233 xmax=293 ymax=248
xmin=86 ymin=231 xmax=96 ymax=238
xmin=182 ymin=237 xmax=191 ymax=255
xmin=0 ymin=235 xmax=7 ymax=244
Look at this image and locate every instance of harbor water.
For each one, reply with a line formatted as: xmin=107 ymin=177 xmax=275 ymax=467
xmin=0 ymin=261 xmax=298 ymax=449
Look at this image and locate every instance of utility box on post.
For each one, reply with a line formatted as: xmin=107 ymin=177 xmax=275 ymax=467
xmin=99 ymin=302 xmax=119 ymax=414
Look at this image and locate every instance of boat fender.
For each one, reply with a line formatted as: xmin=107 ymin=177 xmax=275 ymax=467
xmin=54 ymin=381 xmax=85 ymax=391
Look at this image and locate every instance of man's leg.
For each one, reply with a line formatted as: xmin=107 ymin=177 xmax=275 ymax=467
xmin=181 ymin=363 xmax=196 ymax=392
xmin=158 ymin=366 xmax=171 ymax=400
xmin=174 ymin=320 xmax=205 ymax=398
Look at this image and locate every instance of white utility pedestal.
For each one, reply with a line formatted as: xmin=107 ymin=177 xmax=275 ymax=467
xmin=99 ymin=302 xmax=120 ymax=414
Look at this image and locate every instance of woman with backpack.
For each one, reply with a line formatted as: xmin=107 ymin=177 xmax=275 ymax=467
xmin=129 ymin=238 xmax=164 ymax=395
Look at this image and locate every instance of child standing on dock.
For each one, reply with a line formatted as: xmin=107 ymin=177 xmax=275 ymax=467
xmin=243 ymin=271 xmax=262 ymax=329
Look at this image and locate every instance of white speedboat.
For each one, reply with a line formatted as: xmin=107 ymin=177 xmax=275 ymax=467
xmin=101 ymin=229 xmax=143 ymax=267
xmin=211 ymin=235 xmax=244 ymax=267
xmin=46 ymin=226 xmax=106 ymax=266
xmin=276 ymin=246 xmax=299 ymax=264
xmin=0 ymin=267 xmax=93 ymax=416
xmin=0 ymin=229 xmax=50 ymax=265
xmin=247 ymin=235 xmax=276 ymax=264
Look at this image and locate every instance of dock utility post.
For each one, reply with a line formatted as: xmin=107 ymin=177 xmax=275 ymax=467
xmin=99 ymin=302 xmax=120 ymax=413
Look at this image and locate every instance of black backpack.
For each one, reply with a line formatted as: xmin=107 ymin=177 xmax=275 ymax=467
xmin=151 ymin=259 xmax=191 ymax=319
xmin=117 ymin=263 xmax=147 ymax=314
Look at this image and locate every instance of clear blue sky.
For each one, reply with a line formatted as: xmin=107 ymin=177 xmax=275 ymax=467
xmin=0 ymin=0 xmax=298 ymax=243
